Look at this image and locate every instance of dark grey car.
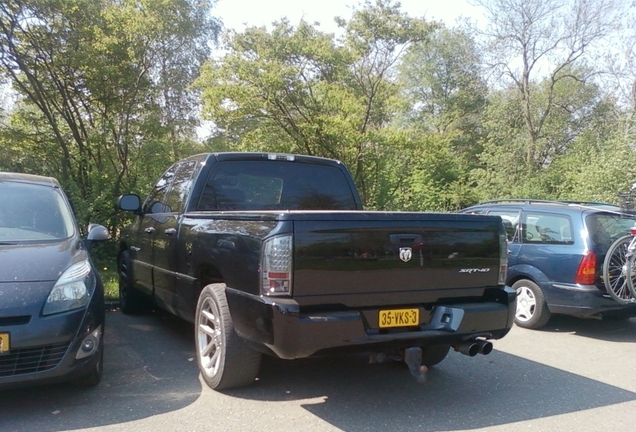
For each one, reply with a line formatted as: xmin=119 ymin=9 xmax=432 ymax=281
xmin=0 ymin=172 xmax=109 ymax=388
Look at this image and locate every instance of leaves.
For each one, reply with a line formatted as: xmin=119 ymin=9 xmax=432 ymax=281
xmin=0 ymin=0 xmax=220 ymax=229
xmin=2 ymin=0 xmax=636 ymax=222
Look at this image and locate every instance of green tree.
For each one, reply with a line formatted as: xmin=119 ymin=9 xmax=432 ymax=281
xmin=196 ymin=0 xmax=435 ymax=208
xmin=397 ymin=26 xmax=486 ymax=137
xmin=544 ymin=103 xmax=636 ymax=203
xmin=392 ymin=25 xmax=487 ymax=209
xmin=0 ymin=0 xmax=219 ymax=229
xmin=472 ymin=76 xmax=613 ymax=200
xmin=472 ymin=0 xmax=621 ymax=166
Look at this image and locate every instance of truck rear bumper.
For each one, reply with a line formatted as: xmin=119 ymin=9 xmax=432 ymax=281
xmin=226 ymin=286 xmax=516 ymax=359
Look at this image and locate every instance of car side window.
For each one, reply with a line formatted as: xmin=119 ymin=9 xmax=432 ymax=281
xmin=164 ymin=160 xmax=198 ymax=214
xmin=523 ymin=213 xmax=573 ymax=245
xmin=487 ymin=210 xmax=520 ymax=242
xmin=143 ymin=164 xmax=179 ymax=214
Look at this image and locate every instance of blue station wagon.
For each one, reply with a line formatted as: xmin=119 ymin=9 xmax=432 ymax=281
xmin=461 ymin=200 xmax=636 ymax=329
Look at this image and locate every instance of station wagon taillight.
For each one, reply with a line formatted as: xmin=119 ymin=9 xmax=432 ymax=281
xmin=575 ymin=251 xmax=597 ymax=285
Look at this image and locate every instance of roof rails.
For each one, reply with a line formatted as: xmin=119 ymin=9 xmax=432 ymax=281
xmin=476 ymin=199 xmax=564 ymax=206
xmin=475 ymin=199 xmax=618 ymax=207
xmin=560 ymin=200 xmax=618 ymax=207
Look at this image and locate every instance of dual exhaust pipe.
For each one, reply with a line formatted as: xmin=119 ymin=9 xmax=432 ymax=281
xmin=454 ymin=339 xmax=493 ymax=357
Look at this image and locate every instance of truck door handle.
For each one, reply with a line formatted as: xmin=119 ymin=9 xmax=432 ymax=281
xmin=390 ymin=234 xmax=423 ymax=246
xmin=144 ymin=227 xmax=155 ymax=234
xmin=164 ymin=228 xmax=177 ymax=236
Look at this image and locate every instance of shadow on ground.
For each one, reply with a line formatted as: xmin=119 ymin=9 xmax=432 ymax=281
xmin=540 ymin=315 xmax=636 ymax=342
xmin=0 ymin=310 xmax=634 ymax=432
xmin=0 ymin=310 xmax=201 ymax=431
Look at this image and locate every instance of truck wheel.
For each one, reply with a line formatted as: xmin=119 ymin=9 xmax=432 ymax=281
xmin=512 ymin=279 xmax=551 ymax=329
xmin=420 ymin=345 xmax=451 ymax=367
xmin=118 ymin=251 xmax=151 ymax=315
xmin=195 ymin=284 xmax=262 ymax=390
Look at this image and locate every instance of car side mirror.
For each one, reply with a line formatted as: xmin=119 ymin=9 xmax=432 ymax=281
xmin=85 ymin=223 xmax=110 ymax=252
xmin=118 ymin=194 xmax=142 ymax=213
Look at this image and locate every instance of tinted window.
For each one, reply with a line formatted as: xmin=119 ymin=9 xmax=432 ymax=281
xmin=164 ymin=160 xmax=198 ymax=213
xmin=586 ymin=213 xmax=636 ymax=250
xmin=488 ymin=210 xmax=520 ymax=241
xmin=197 ymin=161 xmax=357 ymax=211
xmin=523 ymin=213 xmax=573 ymax=245
xmin=144 ymin=164 xmax=179 ymax=214
xmin=0 ymin=182 xmax=75 ymax=241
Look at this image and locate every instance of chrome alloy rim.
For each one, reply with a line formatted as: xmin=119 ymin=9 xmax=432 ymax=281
xmin=197 ymin=297 xmax=223 ymax=377
xmin=515 ymin=286 xmax=536 ymax=322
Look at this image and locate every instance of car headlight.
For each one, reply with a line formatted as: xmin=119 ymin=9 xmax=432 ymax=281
xmin=43 ymin=260 xmax=93 ymax=316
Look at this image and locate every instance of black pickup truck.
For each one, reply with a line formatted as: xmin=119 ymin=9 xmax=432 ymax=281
xmin=117 ymin=152 xmax=515 ymax=390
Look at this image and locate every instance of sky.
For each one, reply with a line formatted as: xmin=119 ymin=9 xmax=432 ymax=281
xmin=212 ymin=0 xmax=486 ymax=34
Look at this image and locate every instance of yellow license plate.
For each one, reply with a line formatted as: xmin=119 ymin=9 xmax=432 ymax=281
xmin=0 ymin=332 xmax=9 ymax=353
xmin=378 ymin=309 xmax=419 ymax=328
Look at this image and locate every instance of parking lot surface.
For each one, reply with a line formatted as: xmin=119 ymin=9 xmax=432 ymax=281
xmin=1 ymin=309 xmax=635 ymax=432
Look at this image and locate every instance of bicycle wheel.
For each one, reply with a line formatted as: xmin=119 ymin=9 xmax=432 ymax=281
xmin=626 ymin=242 xmax=636 ymax=299
xmin=603 ymin=235 xmax=634 ymax=303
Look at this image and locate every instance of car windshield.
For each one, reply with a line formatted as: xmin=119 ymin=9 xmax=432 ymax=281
xmin=0 ymin=181 xmax=75 ymax=241
xmin=586 ymin=213 xmax=636 ymax=250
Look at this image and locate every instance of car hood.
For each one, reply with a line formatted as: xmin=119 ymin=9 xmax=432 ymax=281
xmin=0 ymin=238 xmax=86 ymax=282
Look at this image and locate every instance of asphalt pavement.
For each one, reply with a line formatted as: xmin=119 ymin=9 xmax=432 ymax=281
xmin=0 ymin=309 xmax=635 ymax=432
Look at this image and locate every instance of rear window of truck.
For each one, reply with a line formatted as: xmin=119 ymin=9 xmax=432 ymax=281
xmin=197 ymin=160 xmax=358 ymax=211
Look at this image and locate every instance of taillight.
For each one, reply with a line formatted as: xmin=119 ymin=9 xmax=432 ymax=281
xmin=575 ymin=251 xmax=597 ymax=285
xmin=498 ymin=228 xmax=507 ymax=285
xmin=261 ymin=234 xmax=292 ymax=296
xmin=630 ymin=226 xmax=636 ymax=235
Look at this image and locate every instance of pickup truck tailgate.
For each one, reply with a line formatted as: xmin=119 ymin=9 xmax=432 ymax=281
xmin=292 ymin=212 xmax=502 ymax=304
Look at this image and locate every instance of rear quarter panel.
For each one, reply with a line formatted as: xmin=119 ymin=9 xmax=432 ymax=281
xmin=178 ymin=213 xmax=282 ymax=307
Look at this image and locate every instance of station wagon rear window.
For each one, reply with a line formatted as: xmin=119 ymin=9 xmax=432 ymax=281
xmin=586 ymin=213 xmax=636 ymax=250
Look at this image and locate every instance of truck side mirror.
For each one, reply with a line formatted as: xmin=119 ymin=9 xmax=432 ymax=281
xmin=118 ymin=194 xmax=142 ymax=213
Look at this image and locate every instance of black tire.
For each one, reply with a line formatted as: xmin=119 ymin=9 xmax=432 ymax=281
xmin=625 ymin=245 xmax=636 ymax=299
xmin=602 ymin=235 xmax=634 ymax=304
xmin=512 ymin=279 xmax=551 ymax=329
xmin=195 ymin=284 xmax=262 ymax=390
xmin=420 ymin=345 xmax=451 ymax=367
xmin=118 ymin=251 xmax=152 ymax=314
xmin=70 ymin=337 xmax=104 ymax=387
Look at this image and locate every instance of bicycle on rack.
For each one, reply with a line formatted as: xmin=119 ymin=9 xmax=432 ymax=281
xmin=603 ymin=225 xmax=636 ymax=303
xmin=603 ymin=193 xmax=636 ymax=303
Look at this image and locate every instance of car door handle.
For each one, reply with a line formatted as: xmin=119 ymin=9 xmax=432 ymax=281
xmin=144 ymin=227 xmax=155 ymax=234
xmin=164 ymin=228 xmax=177 ymax=236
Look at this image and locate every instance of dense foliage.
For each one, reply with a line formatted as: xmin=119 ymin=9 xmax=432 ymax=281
xmin=2 ymin=0 xmax=636 ymax=242
xmin=0 ymin=0 xmax=220 ymax=235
